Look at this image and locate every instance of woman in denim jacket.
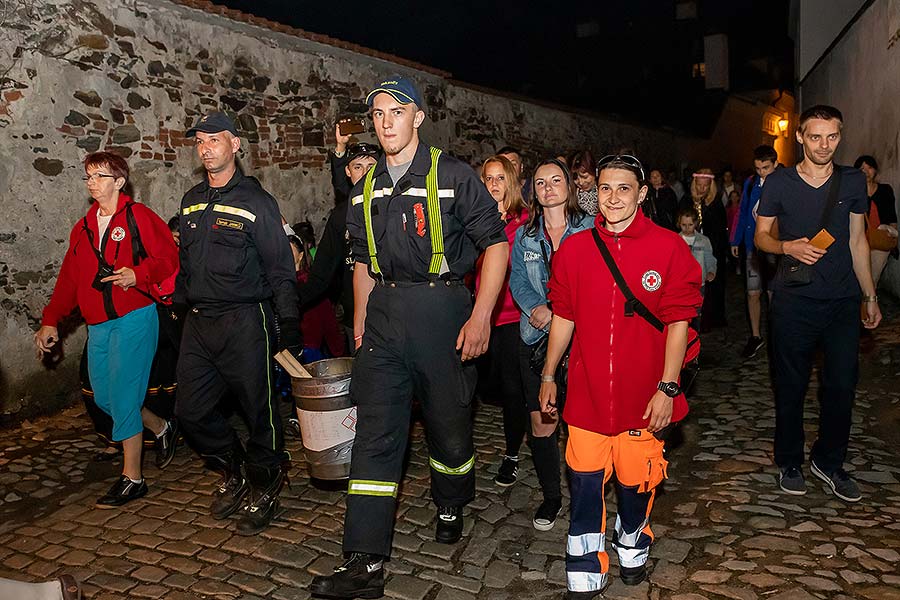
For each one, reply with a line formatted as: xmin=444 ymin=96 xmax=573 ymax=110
xmin=510 ymin=158 xmax=591 ymax=531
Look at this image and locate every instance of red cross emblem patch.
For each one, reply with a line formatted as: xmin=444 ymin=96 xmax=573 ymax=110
xmin=642 ymin=270 xmax=662 ymax=292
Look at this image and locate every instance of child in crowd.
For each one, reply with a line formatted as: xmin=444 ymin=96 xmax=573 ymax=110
xmin=678 ymin=208 xmax=717 ymax=293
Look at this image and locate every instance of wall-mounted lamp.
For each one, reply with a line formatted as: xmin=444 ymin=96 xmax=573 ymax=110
xmin=777 ymin=118 xmax=789 ymax=134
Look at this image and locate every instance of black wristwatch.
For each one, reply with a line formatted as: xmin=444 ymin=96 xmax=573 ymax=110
xmin=657 ymin=381 xmax=681 ymax=398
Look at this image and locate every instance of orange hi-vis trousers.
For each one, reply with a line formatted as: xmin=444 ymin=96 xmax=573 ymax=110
xmin=565 ymin=426 xmax=668 ymax=593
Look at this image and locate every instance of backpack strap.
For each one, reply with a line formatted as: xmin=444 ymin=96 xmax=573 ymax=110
xmin=125 ymin=202 xmax=148 ymax=265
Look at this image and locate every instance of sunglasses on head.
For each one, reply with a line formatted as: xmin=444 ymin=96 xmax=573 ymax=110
xmin=348 ymin=143 xmax=379 ymax=159
xmin=596 ymin=154 xmax=645 ymax=181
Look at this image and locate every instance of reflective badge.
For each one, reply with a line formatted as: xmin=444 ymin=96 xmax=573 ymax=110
xmin=642 ymin=270 xmax=662 ymax=292
xmin=215 ymin=217 xmax=244 ymax=231
xmin=413 ymin=202 xmax=426 ymax=237
xmin=110 ymin=226 xmax=126 ymax=242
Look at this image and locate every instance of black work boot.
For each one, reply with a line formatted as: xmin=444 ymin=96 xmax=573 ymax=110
xmin=310 ymin=552 xmax=385 ymax=599
xmin=237 ymin=463 xmax=285 ymax=535
xmin=205 ymin=449 xmax=248 ymax=520
xmin=435 ymin=505 xmax=463 ymax=544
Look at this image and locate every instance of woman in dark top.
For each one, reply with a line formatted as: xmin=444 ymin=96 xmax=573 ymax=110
xmin=855 ymin=155 xmax=898 ymax=286
xmin=680 ymin=168 xmax=728 ymax=330
xmin=647 ymin=169 xmax=679 ymax=231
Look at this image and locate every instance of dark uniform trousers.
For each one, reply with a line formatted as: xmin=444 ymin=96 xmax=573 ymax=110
xmin=175 ymin=301 xmax=285 ymax=469
xmin=343 ymin=281 xmax=477 ymax=557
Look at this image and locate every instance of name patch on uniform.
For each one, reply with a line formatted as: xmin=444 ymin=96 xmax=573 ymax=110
xmin=642 ymin=270 xmax=662 ymax=292
xmin=215 ymin=217 xmax=244 ymax=231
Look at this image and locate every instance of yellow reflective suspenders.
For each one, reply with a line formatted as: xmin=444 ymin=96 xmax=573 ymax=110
xmin=425 ymin=147 xmax=445 ymax=274
xmin=362 ymin=147 xmax=444 ymax=277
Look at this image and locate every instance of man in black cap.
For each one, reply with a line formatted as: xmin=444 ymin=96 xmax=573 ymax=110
xmin=299 ymin=142 xmax=379 ymax=340
xmin=173 ymin=110 xmax=301 ymax=535
xmin=310 ymin=77 xmax=509 ymax=599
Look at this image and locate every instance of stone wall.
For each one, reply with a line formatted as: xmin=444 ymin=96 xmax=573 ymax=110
xmin=799 ymin=0 xmax=900 ymax=296
xmin=0 ymin=0 xmax=684 ymax=422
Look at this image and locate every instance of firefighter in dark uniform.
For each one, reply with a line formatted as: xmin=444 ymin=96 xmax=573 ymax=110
xmin=310 ymin=77 xmax=509 ymax=599
xmin=174 ymin=111 xmax=302 ymax=536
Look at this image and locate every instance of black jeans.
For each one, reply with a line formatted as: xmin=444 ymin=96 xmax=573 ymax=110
xmin=771 ymin=292 xmax=859 ymax=473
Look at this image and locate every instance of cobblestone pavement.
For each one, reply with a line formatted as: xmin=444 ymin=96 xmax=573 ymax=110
xmin=1 ymin=293 xmax=899 ymax=600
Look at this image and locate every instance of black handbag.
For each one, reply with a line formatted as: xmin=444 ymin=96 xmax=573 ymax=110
xmin=529 ymin=334 xmax=569 ymax=388
xmin=528 ymin=241 xmax=569 ymax=385
xmin=777 ymin=167 xmax=842 ymax=287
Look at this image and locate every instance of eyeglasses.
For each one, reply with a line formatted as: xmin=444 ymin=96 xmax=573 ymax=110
xmin=82 ymin=173 xmax=116 ymax=182
xmin=596 ymin=154 xmax=645 ymax=181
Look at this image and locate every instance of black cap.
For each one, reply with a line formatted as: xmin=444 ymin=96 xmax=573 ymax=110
xmin=186 ymin=111 xmax=239 ymax=138
xmin=347 ymin=142 xmax=380 ymax=162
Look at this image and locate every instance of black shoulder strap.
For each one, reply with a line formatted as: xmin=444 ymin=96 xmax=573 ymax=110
xmin=81 ymin=217 xmax=107 ymax=266
xmin=590 ymin=228 xmax=665 ymax=332
xmin=125 ymin=202 xmax=148 ymax=265
xmin=539 ymin=239 xmax=551 ymax=271
xmin=817 ymin=166 xmax=843 ymax=233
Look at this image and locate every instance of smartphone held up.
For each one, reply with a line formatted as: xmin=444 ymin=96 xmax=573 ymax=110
xmin=338 ymin=118 xmax=366 ymax=136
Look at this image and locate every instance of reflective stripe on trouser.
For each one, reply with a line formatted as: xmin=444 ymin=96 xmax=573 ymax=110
xmin=343 ymin=282 xmax=477 ymax=557
xmin=348 ymin=480 xmax=398 ymax=497
xmin=565 ymin=426 xmax=667 ymax=592
xmin=175 ymin=302 xmax=285 ymax=468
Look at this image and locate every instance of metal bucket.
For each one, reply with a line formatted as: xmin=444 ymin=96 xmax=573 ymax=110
xmin=291 ymin=357 xmax=355 ymax=480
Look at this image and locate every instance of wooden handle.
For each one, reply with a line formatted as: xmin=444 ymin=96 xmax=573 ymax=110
xmin=274 ymin=350 xmax=312 ymax=378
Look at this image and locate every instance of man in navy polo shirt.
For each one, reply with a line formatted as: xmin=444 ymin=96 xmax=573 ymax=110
xmin=754 ymin=105 xmax=880 ymax=503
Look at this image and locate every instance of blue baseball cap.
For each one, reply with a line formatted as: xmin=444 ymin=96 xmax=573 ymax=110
xmin=365 ymin=76 xmax=424 ymax=109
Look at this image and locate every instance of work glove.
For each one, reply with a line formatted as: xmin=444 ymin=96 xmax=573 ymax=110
xmin=277 ymin=318 xmax=304 ymax=362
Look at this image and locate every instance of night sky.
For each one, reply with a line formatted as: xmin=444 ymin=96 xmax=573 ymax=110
xmin=211 ymin=0 xmax=793 ymax=135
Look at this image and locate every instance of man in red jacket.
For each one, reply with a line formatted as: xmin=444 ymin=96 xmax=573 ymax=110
xmin=538 ymin=155 xmax=702 ymax=599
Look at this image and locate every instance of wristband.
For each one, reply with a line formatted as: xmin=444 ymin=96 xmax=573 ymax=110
xmin=540 ymin=374 xmax=555 ymax=383
xmin=354 ymin=335 xmax=363 ymax=341
xmin=863 ymin=295 xmax=878 ymax=303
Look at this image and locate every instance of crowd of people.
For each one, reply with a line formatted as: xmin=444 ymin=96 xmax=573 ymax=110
xmin=29 ymin=73 xmax=889 ymax=599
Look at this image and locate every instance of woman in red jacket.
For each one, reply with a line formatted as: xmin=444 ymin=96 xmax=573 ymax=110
xmin=34 ymin=152 xmax=178 ymax=508
xmin=539 ymin=155 xmax=702 ymax=599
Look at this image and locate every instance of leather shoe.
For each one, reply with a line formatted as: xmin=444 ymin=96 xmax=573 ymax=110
xmin=96 ymin=475 xmax=147 ymax=508
xmin=154 ymin=420 xmax=178 ymax=469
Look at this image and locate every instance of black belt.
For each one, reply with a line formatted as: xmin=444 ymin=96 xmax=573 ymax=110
xmin=376 ymin=279 xmax=464 ymax=288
